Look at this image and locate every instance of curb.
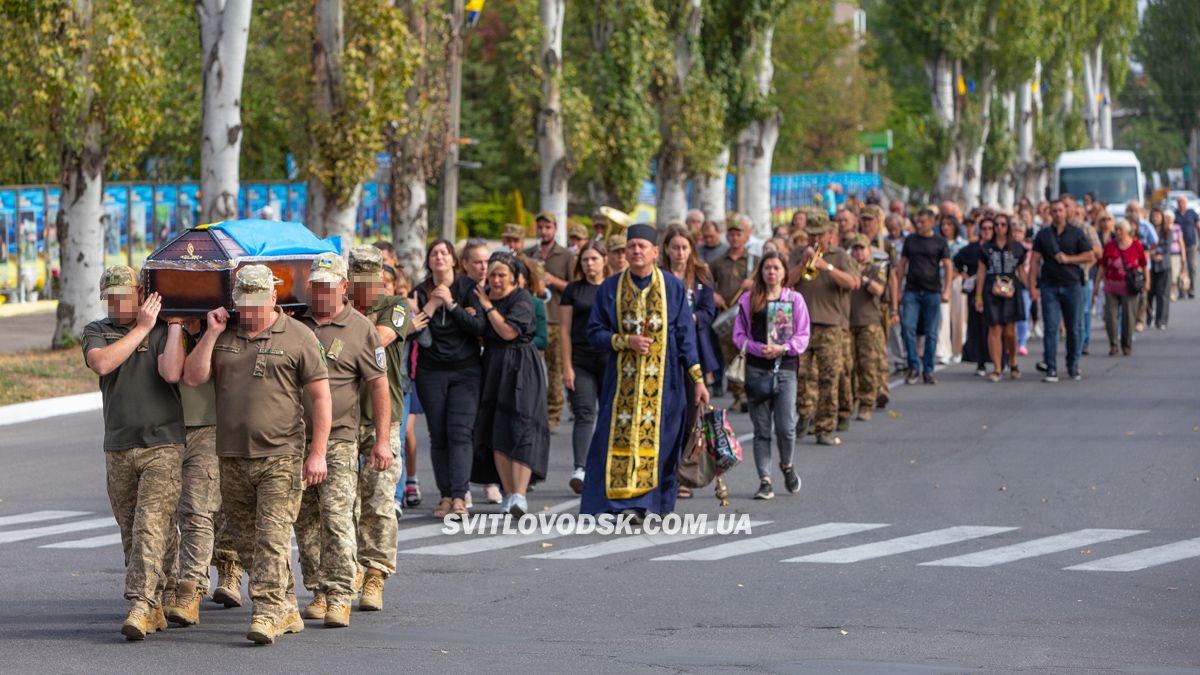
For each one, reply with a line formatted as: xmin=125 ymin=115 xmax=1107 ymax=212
xmin=0 ymin=392 xmax=102 ymax=427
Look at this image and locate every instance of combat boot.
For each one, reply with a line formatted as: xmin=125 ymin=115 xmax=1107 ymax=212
xmin=303 ymin=591 xmax=327 ymax=620
xmin=856 ymin=406 xmax=872 ymax=422
xmin=323 ymin=600 xmax=350 ymax=628
xmin=121 ymin=601 xmax=162 ymax=641
xmin=359 ymin=568 xmax=385 ymax=611
xmin=160 ymin=575 xmax=177 ymax=608
xmin=815 ymin=433 xmax=837 ymax=446
xmin=246 ymin=610 xmax=304 ymax=645
xmin=211 ymin=559 xmax=243 ymax=608
xmin=353 ymin=563 xmax=365 ymax=594
xmin=837 ymin=418 xmax=851 ymax=432
xmin=165 ymin=580 xmax=201 ymax=626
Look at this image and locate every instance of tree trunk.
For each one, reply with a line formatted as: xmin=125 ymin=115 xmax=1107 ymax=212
xmin=1100 ymin=80 xmax=1113 ymax=149
xmin=54 ymin=136 xmax=106 ymax=347
xmin=653 ymin=0 xmax=701 ymax=230
xmin=1017 ymin=68 xmax=1037 ymax=203
xmin=390 ymin=162 xmax=427 ymax=276
xmin=198 ymin=0 xmax=252 ymax=224
xmin=537 ymin=0 xmax=568 ymax=243
xmin=736 ymin=25 xmax=778 ymax=239
xmin=1082 ymin=43 xmax=1102 ymax=149
xmin=693 ymin=146 xmax=728 ymax=223
xmin=308 ymin=178 xmax=360 ymax=254
xmin=928 ymin=53 xmax=961 ymax=203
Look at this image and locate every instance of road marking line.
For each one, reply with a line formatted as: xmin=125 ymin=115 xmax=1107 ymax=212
xmin=40 ymin=533 xmax=123 ymax=549
xmin=919 ymin=529 xmax=1147 ymax=568
xmin=1064 ymin=537 xmax=1200 ymax=572
xmin=402 ymin=530 xmax=566 ymax=556
xmin=651 ymin=522 xmax=890 ymax=562
xmin=0 ymin=517 xmax=117 ymax=544
xmin=397 ymin=523 xmax=455 ymax=543
xmin=783 ymin=526 xmax=1018 ymax=563
xmin=524 ymin=520 xmax=772 ymax=560
xmin=0 ymin=510 xmax=92 ymax=528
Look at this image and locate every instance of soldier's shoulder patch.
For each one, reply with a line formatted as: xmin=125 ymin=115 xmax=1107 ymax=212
xmin=391 ymin=302 xmax=408 ymax=329
xmin=375 ymin=346 xmax=386 ymax=370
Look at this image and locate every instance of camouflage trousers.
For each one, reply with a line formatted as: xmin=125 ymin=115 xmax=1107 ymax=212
xmin=355 ymin=421 xmax=403 ymax=577
xmin=797 ymin=325 xmax=845 ymax=435
xmin=219 ymin=454 xmax=303 ymax=621
xmin=295 ymin=439 xmax=358 ymax=604
xmin=105 ymin=444 xmax=182 ymax=607
xmin=851 ymin=323 xmax=885 ymax=410
xmin=877 ymin=307 xmax=892 ymax=403
xmin=163 ymin=426 xmax=220 ymax=593
xmin=838 ymin=328 xmax=854 ymax=423
xmin=545 ymin=327 xmax=564 ymax=429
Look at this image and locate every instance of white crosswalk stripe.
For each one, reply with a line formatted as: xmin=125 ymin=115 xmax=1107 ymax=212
xmin=784 ymin=526 xmax=1019 ymax=564
xmin=525 ymin=521 xmax=772 ymax=560
xmin=0 ymin=517 xmax=117 ymax=544
xmin=0 ymin=510 xmax=92 ymax=528
xmin=919 ymin=529 xmax=1147 ymax=568
xmin=651 ymin=522 xmax=890 ymax=562
xmin=403 ymin=530 xmax=566 ymax=556
xmin=41 ymin=533 xmax=123 ymax=549
xmin=1064 ymin=537 xmax=1200 ymax=572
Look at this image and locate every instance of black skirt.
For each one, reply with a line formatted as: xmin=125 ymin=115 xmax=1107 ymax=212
xmin=962 ymin=297 xmax=987 ymax=365
xmin=471 ymin=341 xmax=551 ymax=483
xmin=982 ymin=276 xmax=1026 ymax=326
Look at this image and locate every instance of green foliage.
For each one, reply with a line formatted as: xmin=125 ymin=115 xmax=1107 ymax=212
xmin=503 ymin=189 xmax=530 ymax=231
xmin=981 ymin=96 xmax=1015 ymax=182
xmin=136 ymin=2 xmax=199 ymax=180
xmin=1136 ymin=0 xmax=1200 ymax=138
xmin=306 ymin=0 xmax=415 ymax=207
xmin=457 ymin=199 xmax=506 ymax=238
xmin=1116 ymin=68 xmax=1187 ymax=177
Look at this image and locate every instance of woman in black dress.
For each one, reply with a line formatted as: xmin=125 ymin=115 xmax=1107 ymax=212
xmin=974 ymin=215 xmax=1028 ymax=382
xmin=471 ymin=253 xmax=550 ymax=517
xmin=954 ymin=218 xmax=992 ymax=375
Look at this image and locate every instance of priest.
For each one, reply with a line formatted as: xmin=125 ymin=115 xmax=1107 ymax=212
xmin=581 ymin=224 xmax=710 ymax=517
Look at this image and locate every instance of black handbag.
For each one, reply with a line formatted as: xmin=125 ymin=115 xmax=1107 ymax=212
xmin=1121 ymin=250 xmax=1145 ymax=296
xmin=745 ymin=358 xmax=781 ymax=405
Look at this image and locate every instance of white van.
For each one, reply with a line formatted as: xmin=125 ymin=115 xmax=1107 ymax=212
xmin=1052 ymin=149 xmax=1145 ymax=217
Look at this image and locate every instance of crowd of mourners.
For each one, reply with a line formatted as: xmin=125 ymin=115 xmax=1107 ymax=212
xmin=81 ymin=191 xmax=1197 ymax=645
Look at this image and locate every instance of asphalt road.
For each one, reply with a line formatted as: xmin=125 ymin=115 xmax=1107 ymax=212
xmin=0 ymin=300 xmax=1197 ymax=673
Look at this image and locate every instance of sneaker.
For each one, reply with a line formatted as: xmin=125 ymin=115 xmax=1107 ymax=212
xmin=1069 ymin=369 xmax=1082 ymax=381
xmin=483 ymin=484 xmax=503 ymax=504
xmin=923 ymin=372 xmax=937 ymax=385
xmin=403 ymin=478 xmax=422 ymax=507
xmin=975 ymin=366 xmax=988 ymax=377
xmin=781 ymin=466 xmax=801 ymax=494
xmin=498 ymin=493 xmax=512 ymax=514
xmin=904 ymin=368 xmax=919 ymax=385
xmin=568 ymin=468 xmax=585 ymax=494
xmin=1035 ymin=361 xmax=1048 ymax=373
xmin=753 ymin=479 xmax=775 ymax=500
xmin=508 ymin=493 xmax=528 ymax=517
xmin=1043 ymin=369 xmax=1059 ymax=383
xmin=1017 ymin=346 xmax=1028 ymax=356
xmin=815 ymin=434 xmax=837 ymax=446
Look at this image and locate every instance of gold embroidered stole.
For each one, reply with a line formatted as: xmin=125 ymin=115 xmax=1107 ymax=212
xmin=605 ymin=268 xmax=668 ymax=499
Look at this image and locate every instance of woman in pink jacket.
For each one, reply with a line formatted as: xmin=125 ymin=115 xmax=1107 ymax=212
xmin=733 ymin=250 xmax=811 ymax=500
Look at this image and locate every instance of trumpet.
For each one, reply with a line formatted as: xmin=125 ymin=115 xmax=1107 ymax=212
xmin=800 ymin=242 xmax=825 ymax=281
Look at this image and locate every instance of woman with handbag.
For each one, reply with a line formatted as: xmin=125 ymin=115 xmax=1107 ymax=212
xmin=733 ymin=251 xmax=811 ymax=500
xmin=1095 ymin=219 xmax=1147 ymax=356
xmin=974 ymin=214 xmax=1028 ymax=382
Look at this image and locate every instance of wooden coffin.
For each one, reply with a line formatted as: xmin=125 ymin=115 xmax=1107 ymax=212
xmin=143 ymin=224 xmax=324 ymax=316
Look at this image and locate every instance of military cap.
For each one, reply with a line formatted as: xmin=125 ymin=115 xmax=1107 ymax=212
xmin=567 ymin=222 xmax=589 ymax=241
xmin=535 ymin=210 xmax=557 ymax=225
xmin=860 ymin=204 xmax=885 ymax=221
xmin=805 ymin=214 xmax=832 ymax=235
xmin=233 ymin=264 xmax=282 ymax=305
xmin=502 ymin=223 xmax=526 ymax=240
xmin=725 ymin=213 xmax=749 ymax=232
xmin=309 ymin=252 xmax=348 ymax=284
xmin=848 ymin=234 xmax=871 ymax=249
xmin=100 ymin=265 xmax=139 ymax=297
xmin=606 ymin=234 xmax=627 ymax=251
xmin=348 ymin=245 xmax=383 ymax=280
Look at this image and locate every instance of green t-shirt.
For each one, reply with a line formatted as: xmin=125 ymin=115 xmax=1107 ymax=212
xmin=182 ymin=331 xmax=217 ymax=427
xmin=360 ymin=295 xmax=414 ymax=425
xmin=82 ymin=319 xmax=185 ymax=451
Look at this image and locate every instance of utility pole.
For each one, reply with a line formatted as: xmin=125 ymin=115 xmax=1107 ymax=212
xmin=439 ymin=0 xmax=464 ymax=242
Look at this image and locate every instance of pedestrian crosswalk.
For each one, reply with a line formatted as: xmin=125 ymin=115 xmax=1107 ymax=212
xmin=2 ymin=507 xmax=1198 ymax=574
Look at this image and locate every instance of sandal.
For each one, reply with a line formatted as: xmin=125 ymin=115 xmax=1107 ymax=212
xmin=677 ymin=486 xmax=693 ymax=499
xmin=1009 ymin=364 xmax=1020 ymax=380
xmin=988 ymin=372 xmax=1001 ymax=383
xmin=431 ymin=497 xmax=452 ymax=518
xmin=450 ymin=498 xmax=468 ymax=518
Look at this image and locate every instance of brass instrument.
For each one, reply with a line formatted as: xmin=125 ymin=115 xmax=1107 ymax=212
xmin=800 ymin=242 xmax=825 ymax=281
xmin=599 ymin=205 xmax=633 ymax=239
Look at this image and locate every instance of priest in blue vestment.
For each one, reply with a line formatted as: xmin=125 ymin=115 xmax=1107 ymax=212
xmin=581 ymin=224 xmax=710 ymax=517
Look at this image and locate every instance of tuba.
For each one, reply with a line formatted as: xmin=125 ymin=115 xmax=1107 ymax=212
xmin=800 ymin=242 xmax=825 ymax=281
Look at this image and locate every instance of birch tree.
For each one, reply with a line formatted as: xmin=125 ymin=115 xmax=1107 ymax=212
xmin=1 ymin=1 xmax=163 ymax=346
xmin=535 ymin=0 xmax=569 ymax=238
xmin=198 ymin=0 xmax=252 ymax=224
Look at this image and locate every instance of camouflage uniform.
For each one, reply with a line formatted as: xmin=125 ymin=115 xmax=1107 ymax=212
xmin=797 ymin=326 xmax=844 ymax=436
xmin=838 ymin=329 xmax=854 ymax=425
xmin=85 ymin=266 xmax=186 ymax=618
xmin=851 ymin=323 xmax=885 ymax=409
xmin=294 ymin=439 xmax=360 ymax=602
xmin=172 ymin=374 xmax=220 ymax=595
xmin=355 ymin=421 xmax=403 ymax=576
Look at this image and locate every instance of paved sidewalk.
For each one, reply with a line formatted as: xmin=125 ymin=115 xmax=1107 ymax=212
xmin=0 ymin=301 xmax=56 ymax=353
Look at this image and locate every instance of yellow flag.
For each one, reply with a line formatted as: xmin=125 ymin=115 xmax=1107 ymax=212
xmin=957 ymin=75 xmax=967 ymax=96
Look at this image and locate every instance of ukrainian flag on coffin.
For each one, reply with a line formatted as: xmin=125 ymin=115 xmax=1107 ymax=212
xmin=466 ymin=0 xmax=485 ymax=27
